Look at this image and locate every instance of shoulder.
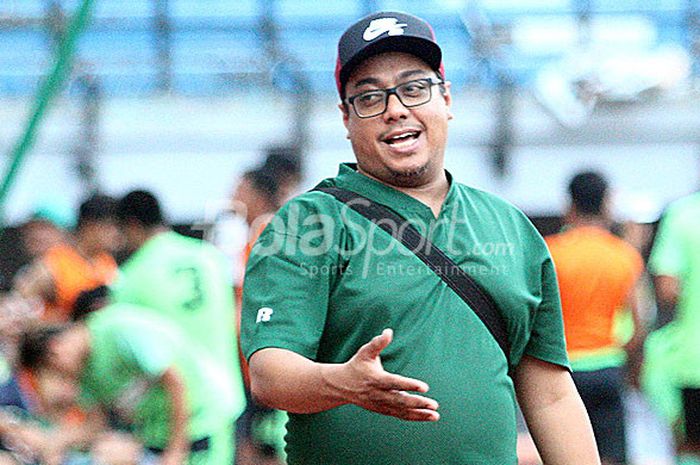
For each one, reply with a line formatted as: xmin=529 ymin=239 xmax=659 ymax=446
xmin=454 ymin=183 xmax=530 ymax=220
xmin=454 ymin=183 xmax=544 ymax=240
xmin=660 ymin=192 xmax=700 ymax=224
xmin=259 ymin=180 xmax=347 ymax=236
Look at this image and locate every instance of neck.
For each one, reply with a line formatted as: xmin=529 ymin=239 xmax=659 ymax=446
xmin=358 ymin=168 xmax=450 ymax=218
xmin=568 ymin=214 xmax=609 ymax=230
xmin=138 ymin=225 xmax=169 ymax=247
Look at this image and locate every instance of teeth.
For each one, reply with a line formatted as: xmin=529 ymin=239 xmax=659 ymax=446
xmin=387 ymin=131 xmax=418 ymax=143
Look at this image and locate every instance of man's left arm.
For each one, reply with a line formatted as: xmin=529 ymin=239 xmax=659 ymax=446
xmin=159 ymin=366 xmax=190 ymax=465
xmin=514 ymin=355 xmax=600 ymax=465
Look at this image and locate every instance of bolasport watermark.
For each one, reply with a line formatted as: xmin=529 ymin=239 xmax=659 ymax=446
xmin=238 ymin=198 xmax=519 ymax=279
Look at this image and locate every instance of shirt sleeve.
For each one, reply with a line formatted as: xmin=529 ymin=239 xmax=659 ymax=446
xmin=115 ymin=326 xmax=175 ymax=378
xmin=649 ymin=207 xmax=687 ymax=278
xmin=523 ymin=254 xmax=571 ymax=370
xmin=240 ymin=196 xmax=341 ymax=361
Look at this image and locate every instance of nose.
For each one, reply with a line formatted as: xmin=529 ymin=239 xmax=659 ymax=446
xmin=382 ymin=92 xmax=409 ymax=122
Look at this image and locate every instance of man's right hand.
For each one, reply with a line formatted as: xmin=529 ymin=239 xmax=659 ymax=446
xmin=320 ymin=328 xmax=440 ymax=421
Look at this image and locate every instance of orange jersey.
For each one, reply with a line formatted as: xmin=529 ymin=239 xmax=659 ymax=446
xmin=42 ymin=244 xmax=117 ymax=322
xmin=546 ymin=226 xmax=643 ymax=354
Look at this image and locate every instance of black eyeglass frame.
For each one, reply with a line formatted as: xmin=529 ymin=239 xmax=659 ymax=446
xmin=345 ymin=77 xmax=445 ymax=118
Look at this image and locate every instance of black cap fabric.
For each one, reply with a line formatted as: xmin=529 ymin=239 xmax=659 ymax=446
xmin=335 ymin=11 xmax=444 ymax=99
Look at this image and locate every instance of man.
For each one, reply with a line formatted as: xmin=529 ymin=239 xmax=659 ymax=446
xmin=111 ymin=190 xmax=245 ymax=429
xmin=646 ymin=190 xmax=700 ymax=465
xmin=241 ymin=11 xmax=600 ymax=465
xmin=18 ymin=304 xmax=237 ymax=465
xmin=546 ymin=171 xmax=646 ymax=465
xmin=15 ymin=194 xmax=120 ymax=323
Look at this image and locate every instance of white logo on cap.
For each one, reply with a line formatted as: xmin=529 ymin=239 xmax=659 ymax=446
xmin=363 ymin=18 xmax=408 ymax=42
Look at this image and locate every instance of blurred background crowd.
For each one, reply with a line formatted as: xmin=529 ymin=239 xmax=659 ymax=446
xmin=1 ymin=0 xmax=699 ymax=464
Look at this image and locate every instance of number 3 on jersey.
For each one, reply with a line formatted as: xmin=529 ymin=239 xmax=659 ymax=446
xmin=175 ymin=266 xmax=204 ymax=311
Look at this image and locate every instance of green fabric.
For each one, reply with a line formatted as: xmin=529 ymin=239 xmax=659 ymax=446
xmin=241 ymin=163 xmax=569 ymax=465
xmin=643 ymin=193 xmax=700 ymax=424
xmin=0 ymin=355 xmax=9 ymax=384
xmin=81 ymin=304 xmax=234 ymax=454
xmin=570 ymin=349 xmax=626 ymax=372
xmin=81 ymin=304 xmax=234 ymax=453
xmin=649 ymin=193 xmax=700 ymax=340
xmin=111 ymin=231 xmax=245 ymax=420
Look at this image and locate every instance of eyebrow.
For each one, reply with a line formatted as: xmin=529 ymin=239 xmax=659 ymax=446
xmin=351 ymin=69 xmax=431 ymax=90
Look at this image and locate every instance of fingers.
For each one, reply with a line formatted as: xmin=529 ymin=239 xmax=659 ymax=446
xmin=376 ymin=372 xmax=430 ymax=394
xmin=355 ymin=328 xmax=393 ymax=361
xmin=361 ymin=391 xmax=440 ymax=422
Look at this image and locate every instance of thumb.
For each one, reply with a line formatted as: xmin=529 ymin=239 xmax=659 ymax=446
xmin=356 ymin=328 xmax=393 ymax=361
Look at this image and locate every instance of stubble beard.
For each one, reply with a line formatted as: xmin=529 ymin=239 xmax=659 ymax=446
xmin=385 ymin=161 xmax=432 ymax=187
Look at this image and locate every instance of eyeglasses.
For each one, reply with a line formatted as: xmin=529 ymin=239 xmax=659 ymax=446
xmin=346 ymin=77 xmax=444 ymax=118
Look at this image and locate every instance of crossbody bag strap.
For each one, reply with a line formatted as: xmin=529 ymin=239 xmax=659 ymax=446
xmin=313 ymin=185 xmax=511 ymax=367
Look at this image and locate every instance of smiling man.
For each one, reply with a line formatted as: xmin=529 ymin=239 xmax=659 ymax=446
xmin=241 ymin=11 xmax=600 ymax=465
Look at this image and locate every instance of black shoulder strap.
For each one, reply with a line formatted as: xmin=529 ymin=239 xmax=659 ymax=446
xmin=313 ymin=185 xmax=511 ymax=367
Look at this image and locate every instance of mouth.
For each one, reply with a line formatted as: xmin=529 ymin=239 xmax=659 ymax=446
xmin=382 ymin=130 xmax=422 ymax=149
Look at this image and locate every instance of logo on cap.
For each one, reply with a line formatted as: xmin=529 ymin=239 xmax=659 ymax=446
xmin=362 ymin=18 xmax=408 ymax=42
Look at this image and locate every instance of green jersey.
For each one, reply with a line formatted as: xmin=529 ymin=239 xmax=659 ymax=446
xmin=649 ymin=192 xmax=700 ymax=342
xmin=80 ymin=304 xmax=233 ymax=449
xmin=111 ymin=231 xmax=245 ymax=419
xmin=644 ymin=192 xmax=700 ymax=415
xmin=241 ymin=163 xmax=569 ymax=465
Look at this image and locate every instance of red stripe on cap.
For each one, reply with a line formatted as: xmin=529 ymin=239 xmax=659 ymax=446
xmin=335 ymin=54 xmax=343 ymax=97
xmin=427 ymin=22 xmax=446 ymax=79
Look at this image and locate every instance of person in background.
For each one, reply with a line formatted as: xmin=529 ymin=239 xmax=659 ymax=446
xmin=646 ymin=189 xmax=700 ymax=465
xmin=111 ymin=190 xmax=246 ymax=457
xmin=260 ymin=145 xmax=303 ymax=203
xmin=546 ymin=171 xmax=646 ymax=465
xmin=14 ymin=195 xmax=120 ymax=323
xmin=17 ymin=303 xmax=236 ymax=465
xmin=230 ymin=170 xmax=286 ymax=465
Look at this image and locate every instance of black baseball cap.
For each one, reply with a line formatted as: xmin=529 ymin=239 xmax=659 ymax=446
xmin=335 ymin=11 xmax=444 ymax=99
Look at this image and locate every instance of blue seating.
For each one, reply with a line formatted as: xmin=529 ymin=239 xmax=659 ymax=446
xmin=0 ymin=0 xmax=695 ymax=97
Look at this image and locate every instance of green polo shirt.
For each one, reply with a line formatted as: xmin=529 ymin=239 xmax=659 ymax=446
xmin=241 ymin=163 xmax=569 ymax=465
xmin=80 ymin=304 xmax=234 ymax=449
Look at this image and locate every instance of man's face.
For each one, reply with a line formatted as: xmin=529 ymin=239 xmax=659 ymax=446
xmin=341 ymin=52 xmax=452 ymax=188
xmin=86 ymin=219 xmax=122 ymax=253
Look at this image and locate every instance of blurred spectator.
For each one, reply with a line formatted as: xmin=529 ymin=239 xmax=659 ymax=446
xmin=14 ymin=195 xmax=120 ymax=323
xmin=546 ymin=171 xmax=646 ymax=465
xmin=229 ymin=170 xmax=286 ymax=465
xmin=17 ymin=304 xmax=236 ymax=465
xmin=231 ymin=169 xmax=282 ymax=304
xmin=0 ymin=293 xmax=42 ymax=414
xmin=111 ymin=190 xmax=246 ymax=453
xmin=645 ymin=190 xmax=700 ymax=465
xmin=19 ymin=217 xmax=66 ymax=261
xmin=260 ymin=145 xmax=303 ymax=202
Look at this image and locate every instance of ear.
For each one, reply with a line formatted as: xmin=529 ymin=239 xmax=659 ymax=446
xmin=338 ymin=103 xmax=351 ymax=138
xmin=441 ymin=81 xmax=454 ymax=121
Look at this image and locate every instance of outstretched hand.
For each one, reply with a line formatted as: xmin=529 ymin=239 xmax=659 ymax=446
xmin=321 ymin=328 xmax=440 ymax=422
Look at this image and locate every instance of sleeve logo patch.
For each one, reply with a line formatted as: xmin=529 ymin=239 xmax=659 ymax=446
xmin=256 ymin=307 xmax=274 ymax=323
